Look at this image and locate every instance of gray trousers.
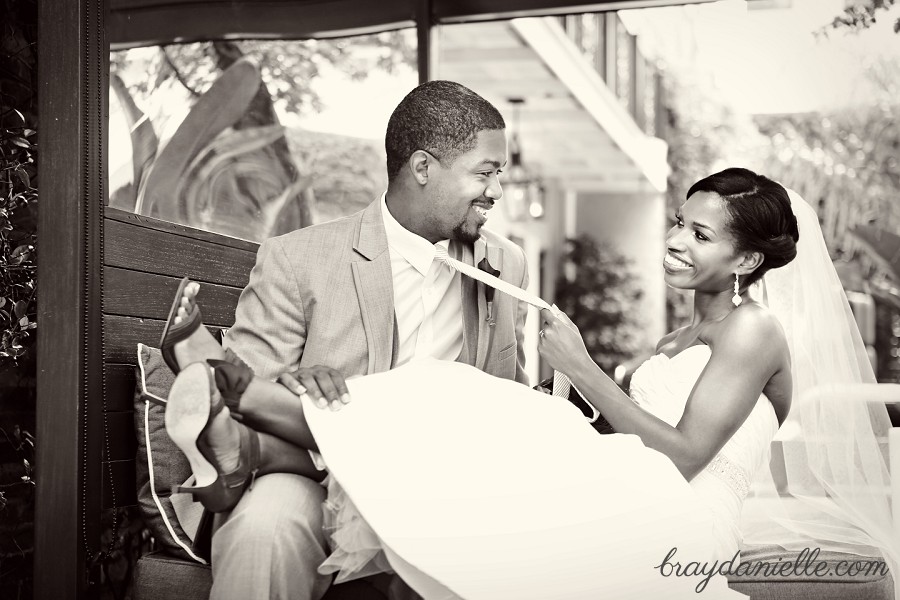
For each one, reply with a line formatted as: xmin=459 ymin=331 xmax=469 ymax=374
xmin=210 ymin=473 xmax=332 ymax=600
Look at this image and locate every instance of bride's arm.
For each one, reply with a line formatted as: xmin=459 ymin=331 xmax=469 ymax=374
xmin=539 ymin=308 xmax=785 ymax=480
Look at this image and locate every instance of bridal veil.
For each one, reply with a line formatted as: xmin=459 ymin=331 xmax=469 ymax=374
xmin=741 ymin=189 xmax=899 ymax=596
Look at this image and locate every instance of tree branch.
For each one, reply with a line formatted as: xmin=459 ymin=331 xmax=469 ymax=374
xmin=161 ymin=47 xmax=202 ymax=97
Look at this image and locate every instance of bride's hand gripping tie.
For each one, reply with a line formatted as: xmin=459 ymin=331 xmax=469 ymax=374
xmin=538 ymin=308 xmax=592 ymax=379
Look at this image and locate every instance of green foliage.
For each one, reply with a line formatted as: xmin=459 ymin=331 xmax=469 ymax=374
xmin=0 ymin=1 xmax=37 ymax=594
xmin=0 ymin=424 xmax=34 ymax=599
xmin=554 ymin=235 xmax=645 ymax=373
xmin=755 ymin=107 xmax=900 ymax=262
xmin=755 ymin=104 xmax=900 ymax=384
xmin=822 ymin=0 xmax=900 ymax=35
xmin=0 ymin=117 xmax=36 ymax=364
xmin=1 ymin=0 xmax=37 ymax=366
xmin=111 ymin=31 xmax=416 ymax=117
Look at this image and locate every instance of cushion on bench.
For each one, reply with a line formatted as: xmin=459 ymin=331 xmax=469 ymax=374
xmin=727 ymin=544 xmax=894 ymax=599
xmin=135 ymin=343 xmax=207 ymax=563
xmin=134 ymin=552 xmax=392 ymax=600
xmin=134 ymin=552 xmax=212 ymax=600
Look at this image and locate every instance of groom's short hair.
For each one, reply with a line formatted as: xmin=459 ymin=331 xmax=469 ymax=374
xmin=385 ymin=80 xmax=505 ymax=181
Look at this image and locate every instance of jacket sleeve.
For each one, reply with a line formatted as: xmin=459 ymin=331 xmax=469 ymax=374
xmin=223 ymin=237 xmax=307 ymax=382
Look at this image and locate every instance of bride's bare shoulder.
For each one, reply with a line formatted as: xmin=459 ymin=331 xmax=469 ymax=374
xmin=712 ymin=302 xmax=790 ymax=363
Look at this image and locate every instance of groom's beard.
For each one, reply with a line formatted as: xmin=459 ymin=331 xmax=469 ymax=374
xmin=452 ymin=220 xmax=481 ymax=245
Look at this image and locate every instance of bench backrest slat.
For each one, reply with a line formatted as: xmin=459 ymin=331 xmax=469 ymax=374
xmin=103 ymin=315 xmax=230 ymax=363
xmin=105 ymin=267 xmax=242 ymax=326
xmin=105 ymin=217 xmax=257 ymax=287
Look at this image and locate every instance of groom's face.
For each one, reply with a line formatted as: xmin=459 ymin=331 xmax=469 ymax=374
xmin=425 ymin=129 xmax=507 ymax=244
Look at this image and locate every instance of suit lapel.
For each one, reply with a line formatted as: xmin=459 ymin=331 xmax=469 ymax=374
xmin=457 ymin=237 xmax=504 ymax=371
xmin=352 ymin=200 xmax=395 ymax=374
xmin=352 ymin=206 xmax=509 ymax=374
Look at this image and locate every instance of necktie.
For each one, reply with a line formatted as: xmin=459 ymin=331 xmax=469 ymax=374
xmin=434 ymin=246 xmax=599 ymax=421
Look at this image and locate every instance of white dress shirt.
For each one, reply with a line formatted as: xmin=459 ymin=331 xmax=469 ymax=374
xmin=381 ymin=193 xmax=463 ymax=366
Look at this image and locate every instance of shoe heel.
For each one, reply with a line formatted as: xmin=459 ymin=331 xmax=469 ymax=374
xmin=173 ymin=484 xmax=200 ymax=503
xmin=173 ymin=481 xmax=236 ymax=513
xmin=166 ymin=363 xmax=219 ymax=489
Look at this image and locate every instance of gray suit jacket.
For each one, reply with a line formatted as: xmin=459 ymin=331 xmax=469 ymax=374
xmin=224 ymin=198 xmax=530 ymax=386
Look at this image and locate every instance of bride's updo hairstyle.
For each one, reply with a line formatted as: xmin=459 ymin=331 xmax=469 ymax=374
xmin=687 ymin=167 xmax=800 ymax=286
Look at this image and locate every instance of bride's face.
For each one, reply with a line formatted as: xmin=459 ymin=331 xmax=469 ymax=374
xmin=663 ymin=191 xmax=746 ymax=292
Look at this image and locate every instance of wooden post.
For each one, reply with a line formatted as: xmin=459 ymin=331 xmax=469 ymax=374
xmin=633 ymin=46 xmax=646 ymax=133
xmin=594 ymin=13 xmax=607 ymax=83
xmin=604 ymin=13 xmax=618 ymax=96
xmin=652 ymin=70 xmax=664 ymax=141
xmin=417 ymin=0 xmax=434 ymax=83
xmin=35 ymin=0 xmax=106 ymax=596
xmin=626 ymin=31 xmax=637 ymax=119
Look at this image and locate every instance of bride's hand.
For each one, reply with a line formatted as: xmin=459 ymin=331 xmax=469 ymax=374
xmin=538 ymin=308 xmax=592 ymax=375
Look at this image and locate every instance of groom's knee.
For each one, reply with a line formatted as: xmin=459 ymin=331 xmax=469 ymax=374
xmin=211 ymin=474 xmax=330 ymax=599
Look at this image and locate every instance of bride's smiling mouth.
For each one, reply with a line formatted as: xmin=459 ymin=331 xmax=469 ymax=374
xmin=663 ymin=252 xmax=693 ymax=273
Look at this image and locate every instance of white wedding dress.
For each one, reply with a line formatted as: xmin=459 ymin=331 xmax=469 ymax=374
xmin=303 ymin=356 xmax=765 ymax=600
xmin=628 ymin=344 xmax=778 ymax=560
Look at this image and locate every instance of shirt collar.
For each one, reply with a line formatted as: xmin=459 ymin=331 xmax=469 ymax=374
xmin=381 ymin=192 xmax=450 ymax=276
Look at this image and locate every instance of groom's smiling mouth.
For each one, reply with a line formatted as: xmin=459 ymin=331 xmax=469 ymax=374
xmin=471 ymin=199 xmax=493 ymax=223
xmin=663 ymin=251 xmax=693 ymax=272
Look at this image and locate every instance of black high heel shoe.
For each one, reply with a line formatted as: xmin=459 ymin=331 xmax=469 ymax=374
xmin=165 ymin=362 xmax=260 ymax=513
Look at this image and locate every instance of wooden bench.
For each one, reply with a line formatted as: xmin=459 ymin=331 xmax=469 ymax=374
xmin=102 ymin=207 xmax=253 ymax=598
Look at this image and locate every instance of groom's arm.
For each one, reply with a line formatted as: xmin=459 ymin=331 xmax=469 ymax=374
xmin=225 ymin=232 xmax=353 ymax=410
xmin=224 ymin=236 xmax=308 ymax=381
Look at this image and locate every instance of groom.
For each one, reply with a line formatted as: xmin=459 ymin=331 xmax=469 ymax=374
xmin=212 ymin=80 xmax=531 ymax=599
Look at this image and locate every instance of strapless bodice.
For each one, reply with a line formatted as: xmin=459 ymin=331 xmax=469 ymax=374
xmin=629 ymin=345 xmax=778 ymax=559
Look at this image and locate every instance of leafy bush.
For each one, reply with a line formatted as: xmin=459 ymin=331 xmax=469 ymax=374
xmin=0 ymin=114 xmax=37 ymax=364
xmin=554 ymin=235 xmax=646 ymax=373
xmin=822 ymin=0 xmax=899 ymax=35
xmin=1 ymin=0 xmax=37 ymax=367
xmin=1 ymin=1 xmax=38 ymax=595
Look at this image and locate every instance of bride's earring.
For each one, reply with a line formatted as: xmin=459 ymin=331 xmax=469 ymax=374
xmin=732 ymin=273 xmax=742 ymax=307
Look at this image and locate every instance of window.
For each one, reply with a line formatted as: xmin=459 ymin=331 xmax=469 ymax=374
xmin=108 ymin=31 xmax=417 ymax=242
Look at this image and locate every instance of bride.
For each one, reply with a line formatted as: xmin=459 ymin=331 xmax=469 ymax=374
xmin=538 ymin=167 xmax=796 ymax=563
xmin=161 ymin=168 xmax=893 ymax=599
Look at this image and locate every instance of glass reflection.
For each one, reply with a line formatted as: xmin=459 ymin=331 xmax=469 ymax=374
xmin=109 ymin=32 xmax=416 ymax=241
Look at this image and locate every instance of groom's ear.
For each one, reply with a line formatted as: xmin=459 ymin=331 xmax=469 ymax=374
xmin=737 ymin=251 xmax=764 ymax=275
xmin=409 ymin=150 xmax=433 ymax=186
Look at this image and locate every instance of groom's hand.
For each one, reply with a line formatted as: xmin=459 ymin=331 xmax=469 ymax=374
xmin=278 ymin=365 xmax=351 ymax=411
